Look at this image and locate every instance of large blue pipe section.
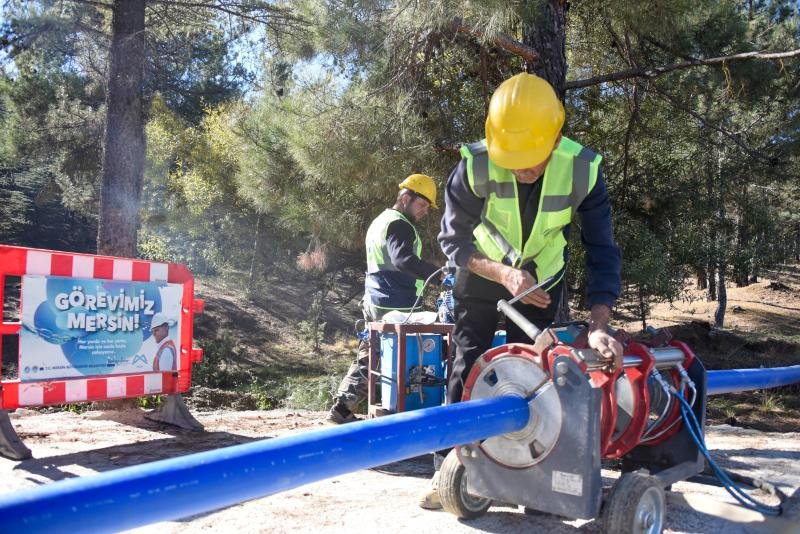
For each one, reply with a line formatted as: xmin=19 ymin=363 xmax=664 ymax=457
xmin=0 ymin=395 xmax=529 ymax=533
xmin=707 ymin=365 xmax=800 ymax=395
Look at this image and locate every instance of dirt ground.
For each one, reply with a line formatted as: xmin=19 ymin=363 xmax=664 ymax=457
xmin=1 ymin=407 xmax=799 ymax=534
xmin=621 ymin=277 xmax=800 ymax=334
xmin=611 ymin=268 xmax=800 ymax=433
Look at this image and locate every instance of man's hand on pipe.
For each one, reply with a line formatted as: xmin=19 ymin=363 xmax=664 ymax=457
xmin=588 ymin=304 xmax=624 ymax=369
xmin=588 ymin=330 xmax=624 ymax=370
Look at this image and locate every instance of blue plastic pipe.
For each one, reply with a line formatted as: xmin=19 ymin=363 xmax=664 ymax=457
xmin=0 ymin=395 xmax=529 ymax=533
xmin=707 ymin=365 xmax=800 ymax=395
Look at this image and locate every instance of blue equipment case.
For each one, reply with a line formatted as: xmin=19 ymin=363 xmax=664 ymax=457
xmin=380 ymin=333 xmax=445 ymax=412
xmin=366 ymin=322 xmax=454 ymax=417
xmin=367 ymin=322 xmax=581 ymax=416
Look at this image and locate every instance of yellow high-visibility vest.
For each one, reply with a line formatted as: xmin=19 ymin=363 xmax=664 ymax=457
xmin=460 ymin=136 xmax=601 ymax=289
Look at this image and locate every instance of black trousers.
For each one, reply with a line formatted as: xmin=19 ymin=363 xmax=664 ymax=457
xmin=447 ymin=276 xmax=563 ymax=404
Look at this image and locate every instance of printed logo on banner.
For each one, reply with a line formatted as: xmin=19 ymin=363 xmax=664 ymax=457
xmin=18 ymin=275 xmax=183 ymax=381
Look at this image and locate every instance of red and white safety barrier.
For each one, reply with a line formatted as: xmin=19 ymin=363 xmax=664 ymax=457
xmin=0 ymin=245 xmax=204 ymax=410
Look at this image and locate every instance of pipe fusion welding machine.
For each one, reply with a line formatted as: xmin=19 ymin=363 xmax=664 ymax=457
xmin=437 ymin=298 xmax=722 ymax=533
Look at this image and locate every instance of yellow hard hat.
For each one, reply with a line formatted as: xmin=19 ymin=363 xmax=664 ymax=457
xmin=398 ymin=174 xmax=438 ymax=209
xmin=485 ymin=73 xmax=565 ymax=170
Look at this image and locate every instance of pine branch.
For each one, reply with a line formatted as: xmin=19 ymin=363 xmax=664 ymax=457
xmin=446 ymin=16 xmax=798 ymax=93
xmin=449 ymin=17 xmax=538 ymax=63
xmin=649 ymin=85 xmax=772 ymax=164
xmin=148 ymin=0 xmax=307 ymax=28
xmin=61 ymin=0 xmax=113 ymax=9
xmin=566 ymin=48 xmax=800 ymax=90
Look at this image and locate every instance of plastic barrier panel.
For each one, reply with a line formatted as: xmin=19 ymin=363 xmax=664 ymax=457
xmin=0 ymin=245 xmax=204 ymax=409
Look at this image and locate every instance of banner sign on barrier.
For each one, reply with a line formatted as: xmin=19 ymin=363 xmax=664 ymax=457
xmin=19 ymin=275 xmax=184 ymax=381
xmin=0 ymin=244 xmax=204 ymax=410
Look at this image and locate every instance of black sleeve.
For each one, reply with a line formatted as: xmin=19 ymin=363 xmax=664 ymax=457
xmin=576 ymin=168 xmax=622 ymax=308
xmin=385 ymin=219 xmax=442 ymax=282
xmin=437 ymin=159 xmax=485 ymax=267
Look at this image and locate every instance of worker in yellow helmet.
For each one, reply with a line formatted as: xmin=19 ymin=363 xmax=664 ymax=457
xmin=420 ymin=73 xmax=623 ymax=509
xmin=328 ymin=174 xmax=447 ymax=424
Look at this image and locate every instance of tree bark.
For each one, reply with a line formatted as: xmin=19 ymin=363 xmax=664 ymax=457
xmin=795 ymin=223 xmax=799 ymax=261
xmin=96 ymin=0 xmax=146 ymax=257
xmin=696 ymin=268 xmax=708 ymax=290
xmin=707 ymin=264 xmax=717 ymax=301
xmin=638 ymin=284 xmax=647 ymax=332
xmin=713 ymin=140 xmax=727 ymax=328
xmin=734 ymin=214 xmax=748 ymax=287
xmin=705 ymin=162 xmax=717 ymax=302
xmin=520 ymin=0 xmax=569 ymax=321
xmin=522 ymin=0 xmax=567 ymax=93
xmin=715 ymin=262 xmax=727 ymax=327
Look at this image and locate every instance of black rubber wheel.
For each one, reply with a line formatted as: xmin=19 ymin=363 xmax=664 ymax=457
xmin=438 ymin=449 xmax=492 ymax=519
xmin=601 ymin=472 xmax=666 ymax=534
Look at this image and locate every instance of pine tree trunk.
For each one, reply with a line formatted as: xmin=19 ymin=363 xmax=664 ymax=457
xmin=521 ymin=0 xmax=568 ymax=93
xmin=735 ymin=215 xmax=748 ymax=286
xmin=704 ymin=159 xmax=717 ymax=301
xmin=795 ymin=223 xmax=799 ymax=261
xmin=713 ymin=141 xmax=727 ymax=328
xmin=715 ymin=264 xmax=727 ymax=328
xmin=522 ymin=0 xmax=569 ymax=318
xmin=96 ymin=0 xmax=146 ymax=257
xmin=638 ymin=284 xmax=647 ymax=332
xmin=696 ymin=268 xmax=708 ymax=290
xmin=707 ymin=263 xmax=717 ymax=301
xmin=748 ymin=239 xmax=759 ymax=284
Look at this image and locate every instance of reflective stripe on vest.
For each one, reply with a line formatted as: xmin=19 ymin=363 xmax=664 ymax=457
xmin=365 ymin=209 xmax=424 ymax=295
xmin=460 ymin=136 xmax=601 ymax=289
xmin=152 ymin=339 xmax=177 ymax=371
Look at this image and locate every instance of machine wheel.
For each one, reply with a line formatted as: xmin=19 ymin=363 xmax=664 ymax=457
xmin=601 ymin=472 xmax=666 ymax=534
xmin=438 ymin=450 xmax=492 ymax=519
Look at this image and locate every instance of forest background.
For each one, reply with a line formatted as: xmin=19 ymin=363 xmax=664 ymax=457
xmin=0 ymin=0 xmax=799 ymax=421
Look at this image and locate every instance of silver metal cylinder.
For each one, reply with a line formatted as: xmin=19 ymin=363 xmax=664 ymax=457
xmin=618 ymin=348 xmax=685 ymax=370
xmin=649 ymin=348 xmax=686 ymax=368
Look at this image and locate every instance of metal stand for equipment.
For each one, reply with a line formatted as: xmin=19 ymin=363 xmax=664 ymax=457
xmin=366 ymin=322 xmax=454 ymax=417
xmin=459 ymin=355 xmax=603 ymax=519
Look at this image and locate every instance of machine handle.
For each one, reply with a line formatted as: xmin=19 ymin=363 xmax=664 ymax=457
xmin=497 ymin=299 xmax=542 ymax=341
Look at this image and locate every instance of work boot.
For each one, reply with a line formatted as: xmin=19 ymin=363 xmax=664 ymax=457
xmin=326 ymin=404 xmax=359 ymax=424
xmin=418 ymin=470 xmax=442 ymax=510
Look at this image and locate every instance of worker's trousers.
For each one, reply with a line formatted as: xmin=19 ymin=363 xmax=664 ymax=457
xmin=331 ymin=298 xmax=382 ymax=413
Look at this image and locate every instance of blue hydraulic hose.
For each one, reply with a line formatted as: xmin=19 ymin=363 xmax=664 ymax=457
xmin=0 ymin=395 xmax=530 ymax=533
xmin=707 ymin=365 xmax=800 ymax=395
xmin=675 ymin=393 xmax=781 ymax=515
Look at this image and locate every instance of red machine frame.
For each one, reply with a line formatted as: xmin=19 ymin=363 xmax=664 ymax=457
xmin=544 ymin=339 xmax=697 ymax=458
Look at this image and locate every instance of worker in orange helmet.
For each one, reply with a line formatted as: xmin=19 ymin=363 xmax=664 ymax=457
xmin=421 ymin=73 xmax=623 ymax=509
